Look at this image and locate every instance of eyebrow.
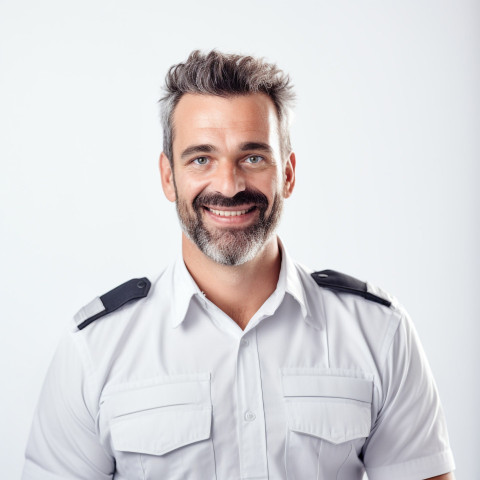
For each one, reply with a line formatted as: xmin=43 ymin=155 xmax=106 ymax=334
xmin=180 ymin=144 xmax=216 ymax=160
xmin=239 ymin=142 xmax=273 ymax=154
xmin=180 ymin=141 xmax=274 ymax=160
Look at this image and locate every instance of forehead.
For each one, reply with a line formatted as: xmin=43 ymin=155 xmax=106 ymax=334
xmin=172 ymin=93 xmax=279 ymax=150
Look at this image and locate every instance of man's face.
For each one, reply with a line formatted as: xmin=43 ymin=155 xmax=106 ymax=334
xmin=160 ymin=93 xmax=295 ymax=266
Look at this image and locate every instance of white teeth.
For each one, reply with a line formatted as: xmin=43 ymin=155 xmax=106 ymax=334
xmin=209 ymin=208 xmax=250 ymax=217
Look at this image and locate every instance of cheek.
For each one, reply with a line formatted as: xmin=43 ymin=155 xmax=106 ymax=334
xmin=175 ymin=175 xmax=209 ymax=202
xmin=263 ymin=172 xmax=283 ymax=199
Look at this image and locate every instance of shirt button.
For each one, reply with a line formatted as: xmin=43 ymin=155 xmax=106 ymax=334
xmin=244 ymin=410 xmax=256 ymax=422
xmin=241 ymin=338 xmax=249 ymax=347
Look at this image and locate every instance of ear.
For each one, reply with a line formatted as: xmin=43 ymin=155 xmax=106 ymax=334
xmin=283 ymin=152 xmax=296 ymax=198
xmin=159 ymin=152 xmax=176 ymax=202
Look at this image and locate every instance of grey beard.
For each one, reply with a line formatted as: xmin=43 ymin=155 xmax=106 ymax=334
xmin=176 ymin=194 xmax=283 ymax=266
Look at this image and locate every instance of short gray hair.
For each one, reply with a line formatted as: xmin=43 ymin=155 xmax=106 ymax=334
xmin=159 ymin=50 xmax=295 ymax=165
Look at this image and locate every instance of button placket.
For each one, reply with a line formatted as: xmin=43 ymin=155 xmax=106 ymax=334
xmin=236 ymin=330 xmax=268 ymax=478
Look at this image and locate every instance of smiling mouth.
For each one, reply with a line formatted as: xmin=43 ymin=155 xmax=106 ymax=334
xmin=203 ymin=206 xmax=257 ymax=217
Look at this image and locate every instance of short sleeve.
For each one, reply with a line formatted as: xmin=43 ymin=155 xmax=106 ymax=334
xmin=22 ymin=331 xmax=114 ymax=480
xmin=363 ymin=310 xmax=455 ymax=480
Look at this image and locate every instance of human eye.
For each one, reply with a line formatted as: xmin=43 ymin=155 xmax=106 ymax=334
xmin=193 ymin=156 xmax=210 ymax=165
xmin=244 ymin=155 xmax=264 ymax=165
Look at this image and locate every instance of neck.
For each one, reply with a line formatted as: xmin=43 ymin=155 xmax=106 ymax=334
xmin=182 ymin=234 xmax=282 ymax=330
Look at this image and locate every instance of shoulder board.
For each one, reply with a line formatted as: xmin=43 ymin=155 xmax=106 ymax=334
xmin=311 ymin=270 xmax=391 ymax=308
xmin=74 ymin=278 xmax=151 ymax=330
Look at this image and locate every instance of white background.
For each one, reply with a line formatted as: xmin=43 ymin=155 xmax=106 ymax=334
xmin=1 ymin=0 xmax=478 ymax=478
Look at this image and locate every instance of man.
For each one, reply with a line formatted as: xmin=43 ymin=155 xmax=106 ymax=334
xmin=23 ymin=50 xmax=455 ymax=479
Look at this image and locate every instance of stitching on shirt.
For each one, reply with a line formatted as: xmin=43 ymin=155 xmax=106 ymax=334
xmin=336 ymin=443 xmax=354 ymax=480
xmin=320 ymin=290 xmax=330 ymax=367
xmin=291 ymin=427 xmax=368 ymax=442
xmin=376 ymin=311 xmax=404 ymax=416
xmin=139 ymin=453 xmax=146 ymax=479
xmin=110 ymin=404 xmax=212 ymax=423
xmin=209 ymin=394 xmax=218 ymax=480
xmin=210 ymin=436 xmax=218 ymax=479
xmin=253 ymin=328 xmax=270 ymax=478
xmin=315 ymin=431 xmax=321 ymax=479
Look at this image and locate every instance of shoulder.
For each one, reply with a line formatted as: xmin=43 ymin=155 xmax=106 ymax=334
xmin=296 ymin=263 xmax=406 ymax=344
xmin=310 ymin=269 xmax=398 ymax=310
xmin=71 ymin=262 xmax=174 ymax=333
xmin=62 ymin=265 xmax=174 ymax=377
xmin=300 ymin=265 xmax=414 ymax=374
xmin=73 ymin=277 xmax=151 ymax=330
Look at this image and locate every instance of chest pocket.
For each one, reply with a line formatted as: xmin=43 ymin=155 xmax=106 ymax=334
xmin=282 ymin=372 xmax=373 ymax=480
xmin=100 ymin=373 xmax=216 ymax=480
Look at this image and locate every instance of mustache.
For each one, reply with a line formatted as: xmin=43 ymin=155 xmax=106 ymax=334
xmin=193 ymin=189 xmax=269 ymax=209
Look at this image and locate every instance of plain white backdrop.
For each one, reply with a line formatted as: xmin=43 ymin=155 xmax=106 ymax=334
xmin=1 ymin=0 xmax=478 ymax=478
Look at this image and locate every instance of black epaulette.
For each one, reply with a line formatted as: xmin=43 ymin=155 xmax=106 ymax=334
xmin=311 ymin=270 xmax=391 ymax=307
xmin=74 ymin=278 xmax=151 ymax=330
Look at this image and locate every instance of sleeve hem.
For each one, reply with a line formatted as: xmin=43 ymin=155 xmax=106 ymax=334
xmin=365 ymin=449 xmax=455 ymax=480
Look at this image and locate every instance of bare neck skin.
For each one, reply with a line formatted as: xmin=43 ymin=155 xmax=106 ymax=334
xmin=182 ymin=233 xmax=282 ymax=330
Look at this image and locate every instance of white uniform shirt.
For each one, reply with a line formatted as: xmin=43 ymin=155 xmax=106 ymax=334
xmin=23 ymin=242 xmax=455 ymax=480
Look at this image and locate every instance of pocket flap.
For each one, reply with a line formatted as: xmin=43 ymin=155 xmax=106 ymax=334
xmin=285 ymin=400 xmax=371 ymax=444
xmin=111 ymin=405 xmax=212 ymax=455
xmin=283 ymin=373 xmax=373 ymax=444
xmin=102 ymin=374 xmax=212 ymax=456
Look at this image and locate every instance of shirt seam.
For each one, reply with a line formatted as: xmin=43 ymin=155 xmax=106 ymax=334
xmin=376 ymin=309 xmax=403 ymax=413
xmin=319 ymin=289 xmax=330 ymax=368
xmin=365 ymin=448 xmax=454 ymax=476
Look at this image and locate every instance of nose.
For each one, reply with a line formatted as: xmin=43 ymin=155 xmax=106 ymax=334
xmin=211 ymin=161 xmax=246 ymax=198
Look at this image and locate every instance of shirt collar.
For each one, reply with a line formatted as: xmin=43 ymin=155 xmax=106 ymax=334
xmin=171 ymin=237 xmax=309 ymax=328
xmin=171 ymin=253 xmax=206 ymax=328
xmin=278 ymin=239 xmax=309 ymax=319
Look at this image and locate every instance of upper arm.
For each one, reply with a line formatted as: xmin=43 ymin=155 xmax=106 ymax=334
xmin=22 ymin=332 xmax=114 ymax=479
xmin=362 ymin=310 xmax=455 ymax=480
